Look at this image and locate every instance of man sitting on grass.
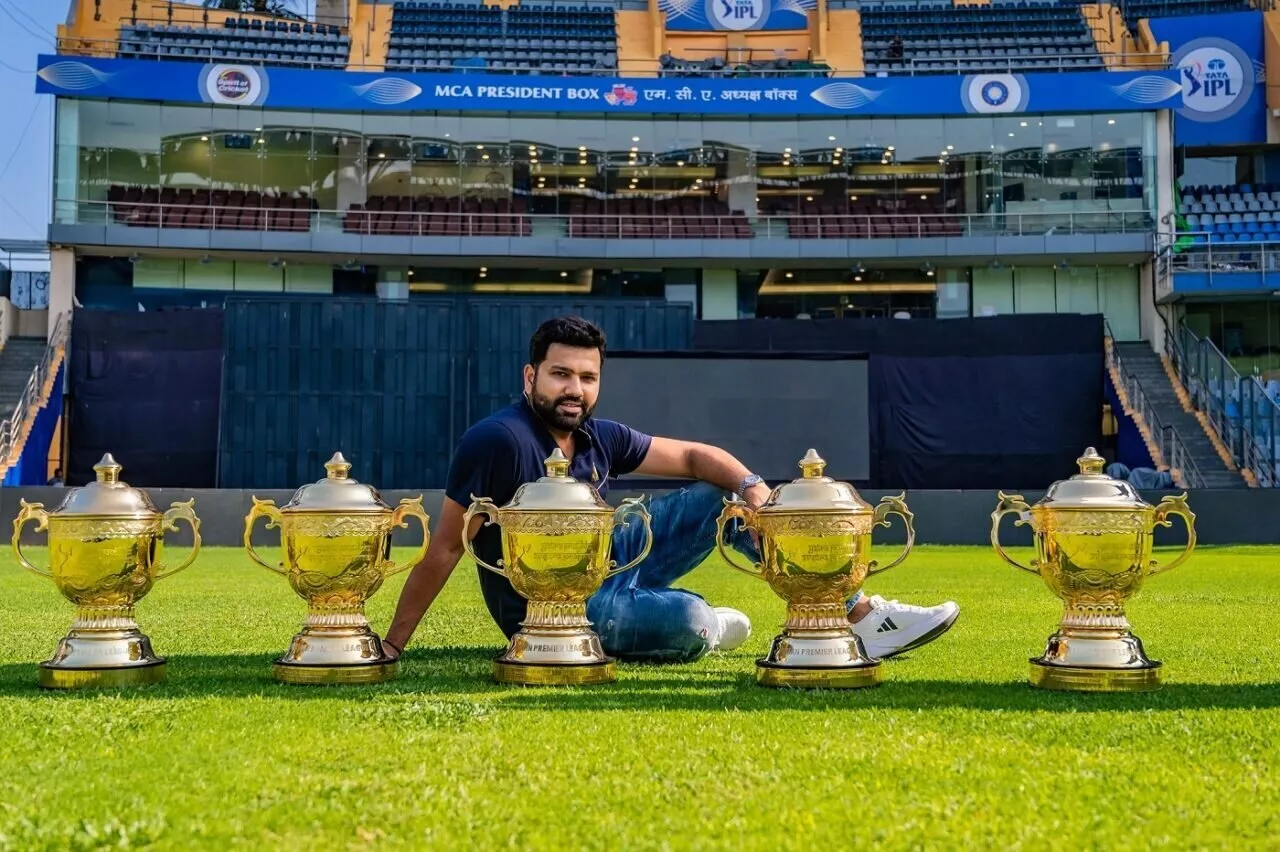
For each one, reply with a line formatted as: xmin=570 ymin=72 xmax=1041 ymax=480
xmin=382 ymin=316 xmax=959 ymax=664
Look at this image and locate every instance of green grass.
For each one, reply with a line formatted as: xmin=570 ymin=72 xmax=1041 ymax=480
xmin=1 ymin=545 xmax=1278 ymax=850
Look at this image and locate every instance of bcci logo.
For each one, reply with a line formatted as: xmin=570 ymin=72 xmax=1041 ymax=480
xmin=1174 ymin=39 xmax=1253 ymax=122
xmin=604 ymin=84 xmax=638 ymax=106
xmin=708 ymin=0 xmax=767 ymax=31
xmin=200 ymin=63 xmax=268 ymax=106
xmin=961 ymin=74 xmax=1028 ymax=114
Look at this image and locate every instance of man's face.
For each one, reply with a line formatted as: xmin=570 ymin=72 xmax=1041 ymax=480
xmin=523 ymin=343 xmax=602 ymax=433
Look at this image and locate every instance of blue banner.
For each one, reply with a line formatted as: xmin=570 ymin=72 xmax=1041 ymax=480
xmin=35 ymin=55 xmax=1186 ymax=117
xmin=1148 ymin=11 xmax=1266 ymax=147
xmin=660 ymin=0 xmax=814 ymax=32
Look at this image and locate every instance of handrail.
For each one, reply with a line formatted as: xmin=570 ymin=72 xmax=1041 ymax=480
xmin=1106 ymin=332 xmax=1204 ymax=488
xmin=875 ymin=51 xmax=1171 ymax=75
xmin=0 ymin=313 xmax=71 ymax=474
xmin=1164 ymin=319 xmax=1280 ymax=487
xmin=62 ymin=198 xmax=1156 ymax=239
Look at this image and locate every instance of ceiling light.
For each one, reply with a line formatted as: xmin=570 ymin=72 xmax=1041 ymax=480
xmin=854 ymin=275 xmax=862 ymax=282
xmin=806 ymin=196 xmax=814 ymax=202
xmin=378 ymin=152 xmax=385 ymax=158
xmin=947 ymin=145 xmax=954 ymax=151
xmin=480 ymin=266 xmax=488 ymax=272
xmin=1020 ymin=121 xmax=1028 ymax=127
xmin=560 ymin=271 xmax=569 ymax=277
xmin=200 ymin=135 xmax=209 ymax=142
xmin=632 ymin=136 xmax=640 ymax=142
xmin=785 ymin=272 xmax=793 ymax=278
xmin=677 ymin=161 xmax=685 ymax=166
xmin=479 ymin=272 xmax=487 ymax=278
xmin=578 ymin=145 xmax=586 ymax=151
xmin=528 ymin=145 xmax=537 ymax=152
xmin=407 ymin=269 xmax=414 ymax=276
xmin=828 ymin=136 xmax=836 ymax=141
xmin=835 ymin=147 xmax=843 ymax=153
xmin=254 ymin=127 xmax=261 ymax=131
xmin=887 ymin=146 xmax=895 ymax=152
xmin=477 ymin=145 xmax=484 ymax=150
xmin=1108 ymin=118 xmax=1116 ymax=125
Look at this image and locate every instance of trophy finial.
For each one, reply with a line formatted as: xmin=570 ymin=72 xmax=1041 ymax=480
xmin=798 ymin=448 xmax=826 ymax=479
xmin=1077 ymin=447 xmax=1105 ymax=476
xmin=324 ymin=452 xmax=352 ymax=480
xmin=544 ymin=448 xmax=571 ymax=478
xmin=93 ymin=453 xmax=123 ymax=483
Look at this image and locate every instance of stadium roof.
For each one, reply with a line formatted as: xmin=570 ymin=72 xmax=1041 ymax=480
xmin=0 ymin=239 xmax=49 ymax=255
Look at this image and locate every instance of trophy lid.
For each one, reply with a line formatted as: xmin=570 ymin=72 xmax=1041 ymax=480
xmin=1037 ymin=447 xmax=1151 ymax=510
xmin=503 ymin=449 xmax=612 ymax=512
xmin=756 ymin=449 xmax=873 ymax=514
xmin=279 ymin=453 xmax=392 ymax=513
xmin=52 ymin=454 xmax=161 ymax=518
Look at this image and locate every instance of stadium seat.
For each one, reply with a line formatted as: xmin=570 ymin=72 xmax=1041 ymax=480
xmin=385 ymin=0 xmax=619 ymax=74
xmin=861 ymin=1 xmax=1105 ymax=75
xmin=116 ymin=19 xmax=349 ymax=68
xmin=342 ymin=195 xmax=533 ymax=237
xmin=107 ymin=185 xmax=315 ymax=232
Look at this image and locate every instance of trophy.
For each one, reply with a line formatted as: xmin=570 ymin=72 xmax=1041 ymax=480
xmin=991 ymin=447 xmax=1196 ymax=692
xmin=715 ymin=449 xmax=915 ymax=689
xmin=243 ymin=452 xmax=430 ymax=685
xmin=11 ymin=454 xmax=201 ymax=689
xmin=464 ymin=448 xmax=653 ymax=686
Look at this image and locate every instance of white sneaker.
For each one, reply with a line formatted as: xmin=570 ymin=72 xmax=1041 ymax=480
xmin=852 ymin=594 xmax=959 ymax=659
xmin=712 ymin=607 xmax=752 ymax=652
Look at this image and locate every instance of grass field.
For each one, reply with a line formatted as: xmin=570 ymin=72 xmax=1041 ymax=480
xmin=0 ymin=545 xmax=1277 ymax=850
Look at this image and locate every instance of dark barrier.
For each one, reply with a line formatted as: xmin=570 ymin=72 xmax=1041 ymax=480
xmin=6 ymin=487 xmax=1274 ymax=547
xmin=693 ymin=315 xmax=1104 ymax=489
xmin=218 ymin=296 xmax=693 ymax=489
xmin=68 ymin=308 xmax=224 ymax=488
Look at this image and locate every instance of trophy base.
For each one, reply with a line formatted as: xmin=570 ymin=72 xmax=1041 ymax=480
xmin=754 ymin=631 xmax=882 ymax=689
xmin=1029 ymin=660 xmax=1162 ymax=693
xmin=273 ymin=659 xmax=399 ymax=686
xmin=39 ymin=659 xmax=166 ymax=690
xmin=756 ymin=661 xmax=882 ymax=689
xmin=493 ymin=658 xmax=617 ymax=686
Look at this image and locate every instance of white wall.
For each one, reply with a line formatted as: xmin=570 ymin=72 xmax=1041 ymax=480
xmin=969 ymin=265 xmax=1141 ymax=340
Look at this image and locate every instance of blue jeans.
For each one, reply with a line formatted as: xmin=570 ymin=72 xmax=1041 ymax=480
xmin=585 ymin=483 xmax=758 ymax=664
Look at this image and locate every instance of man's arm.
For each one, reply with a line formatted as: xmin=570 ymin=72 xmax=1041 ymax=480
xmin=634 ymin=436 xmax=771 ymax=508
xmin=381 ymin=497 xmax=478 ymax=659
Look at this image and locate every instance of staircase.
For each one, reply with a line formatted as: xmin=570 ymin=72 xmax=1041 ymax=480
xmin=0 ymin=338 xmax=50 ymax=414
xmin=1113 ymin=342 xmax=1247 ymax=488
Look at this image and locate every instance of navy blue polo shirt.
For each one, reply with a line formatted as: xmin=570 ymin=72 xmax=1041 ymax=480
xmin=445 ymin=399 xmax=653 ymax=637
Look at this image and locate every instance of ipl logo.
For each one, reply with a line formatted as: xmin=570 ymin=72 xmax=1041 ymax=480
xmin=709 ymin=0 xmax=767 ymax=31
xmin=1174 ymin=39 xmax=1253 ymax=122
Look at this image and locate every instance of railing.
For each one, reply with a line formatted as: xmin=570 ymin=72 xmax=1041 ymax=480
xmin=1168 ymin=234 xmax=1280 ymax=283
xmin=873 ymin=52 xmax=1171 ymax=76
xmin=0 ymin=313 xmax=71 ymax=474
xmin=1164 ymin=320 xmax=1280 ymax=487
xmin=1107 ymin=330 xmax=1204 ymax=489
xmin=60 ymin=198 xmax=1156 ymax=240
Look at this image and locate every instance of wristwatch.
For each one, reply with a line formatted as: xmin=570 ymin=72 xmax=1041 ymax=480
xmin=737 ymin=473 xmax=764 ymax=497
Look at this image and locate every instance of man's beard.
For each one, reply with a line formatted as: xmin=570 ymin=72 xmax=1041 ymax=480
xmin=529 ymin=383 xmax=593 ymax=432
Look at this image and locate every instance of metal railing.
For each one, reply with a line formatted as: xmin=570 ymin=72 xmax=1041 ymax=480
xmin=61 ymin=198 xmax=1156 ymax=240
xmin=1164 ymin=320 xmax=1280 ymax=487
xmin=868 ymin=51 xmax=1170 ymax=76
xmin=1107 ymin=330 xmax=1204 ymax=489
xmin=1168 ymin=234 xmax=1280 ymax=281
xmin=0 ymin=313 xmax=71 ymax=474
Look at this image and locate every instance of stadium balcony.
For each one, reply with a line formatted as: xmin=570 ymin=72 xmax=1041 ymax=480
xmin=563 ymin=199 xmax=754 ymax=238
xmin=116 ymin=18 xmax=349 ymax=68
xmin=1121 ymin=0 xmax=1254 ymax=33
xmin=861 ymin=0 xmax=1105 ymax=75
xmin=342 ymin=195 xmax=532 ymax=236
xmin=385 ymin=0 xmax=619 ymax=74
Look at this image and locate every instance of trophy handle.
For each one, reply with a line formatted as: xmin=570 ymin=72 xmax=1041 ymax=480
xmin=1149 ymin=494 xmax=1196 ymax=576
xmin=714 ymin=498 xmax=765 ymax=578
xmin=243 ymin=497 xmax=287 ymax=576
xmin=991 ymin=491 xmax=1038 ymax=575
xmin=11 ymin=500 xmax=53 ymax=578
xmin=154 ymin=499 xmax=202 ymax=580
xmin=386 ymin=496 xmax=432 ymax=576
xmin=606 ymin=497 xmax=652 ymax=578
xmin=463 ymin=496 xmax=506 ymax=576
xmin=867 ymin=493 xmax=915 ymax=576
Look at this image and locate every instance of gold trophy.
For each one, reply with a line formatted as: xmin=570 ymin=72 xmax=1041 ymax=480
xmin=991 ymin=447 xmax=1196 ymax=692
xmin=11 ymin=454 xmax=201 ymax=689
xmin=464 ymin=448 xmax=653 ymax=686
xmin=715 ymin=449 xmax=915 ymax=689
xmin=243 ymin=452 xmax=430 ymax=685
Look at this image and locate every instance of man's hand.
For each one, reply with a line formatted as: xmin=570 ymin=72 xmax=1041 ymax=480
xmin=743 ymin=481 xmax=771 ymax=510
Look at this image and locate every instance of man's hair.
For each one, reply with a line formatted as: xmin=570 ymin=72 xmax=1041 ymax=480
xmin=529 ymin=316 xmax=607 ymax=367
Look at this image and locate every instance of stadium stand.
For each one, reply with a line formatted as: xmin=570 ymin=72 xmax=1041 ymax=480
xmin=780 ymin=196 xmax=963 ymax=239
xmin=342 ymin=195 xmax=532 ymax=236
xmin=861 ymin=1 xmax=1105 ymax=75
xmin=116 ymin=18 xmax=349 ymax=67
xmin=1120 ymin=0 xmax=1254 ymax=32
xmin=107 ymin=186 xmax=316 ymax=231
xmin=563 ymin=198 xmax=754 ymax=238
xmin=385 ymin=0 xmax=619 ymax=73
xmin=1180 ymin=185 xmax=1280 ymax=243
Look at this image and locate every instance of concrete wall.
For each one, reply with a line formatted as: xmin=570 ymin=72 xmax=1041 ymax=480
xmin=6 ymin=487 xmax=1277 ymax=549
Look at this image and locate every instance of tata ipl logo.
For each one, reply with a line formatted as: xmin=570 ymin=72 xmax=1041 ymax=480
xmin=1174 ymin=39 xmax=1253 ymax=122
xmin=709 ymin=0 xmax=767 ymax=31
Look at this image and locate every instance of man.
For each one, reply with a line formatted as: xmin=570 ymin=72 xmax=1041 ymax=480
xmin=383 ymin=316 xmax=958 ymax=663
